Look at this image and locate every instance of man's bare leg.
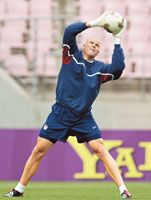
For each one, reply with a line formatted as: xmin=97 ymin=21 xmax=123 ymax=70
xmin=88 ymin=138 xmax=131 ymax=199
xmin=4 ymin=137 xmax=54 ymax=197
xmin=19 ymin=137 xmax=54 ymax=186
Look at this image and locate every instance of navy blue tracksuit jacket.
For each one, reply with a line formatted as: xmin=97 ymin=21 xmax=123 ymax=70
xmin=55 ymin=22 xmax=125 ymax=115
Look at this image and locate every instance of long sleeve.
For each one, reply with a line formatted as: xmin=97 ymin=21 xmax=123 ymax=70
xmin=100 ymin=44 xmax=125 ymax=80
xmin=62 ymin=22 xmax=88 ymax=55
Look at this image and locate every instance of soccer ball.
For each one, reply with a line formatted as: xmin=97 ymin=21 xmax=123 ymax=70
xmin=100 ymin=11 xmax=125 ymax=34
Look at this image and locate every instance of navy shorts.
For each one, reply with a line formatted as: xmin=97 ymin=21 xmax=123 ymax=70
xmin=39 ymin=103 xmax=101 ymax=143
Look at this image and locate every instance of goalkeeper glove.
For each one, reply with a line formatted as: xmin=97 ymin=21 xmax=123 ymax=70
xmin=87 ymin=12 xmax=107 ymax=27
xmin=113 ymin=19 xmax=126 ymax=44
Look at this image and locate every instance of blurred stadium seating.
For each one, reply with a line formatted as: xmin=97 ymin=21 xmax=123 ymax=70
xmin=0 ymin=0 xmax=150 ymax=94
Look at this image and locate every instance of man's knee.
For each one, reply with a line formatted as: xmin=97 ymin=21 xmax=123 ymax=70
xmin=88 ymin=139 xmax=108 ymax=160
xmin=31 ymin=141 xmax=50 ymax=161
xmin=31 ymin=146 xmax=46 ymax=161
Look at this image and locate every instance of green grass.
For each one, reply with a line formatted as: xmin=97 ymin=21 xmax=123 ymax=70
xmin=0 ymin=181 xmax=150 ymax=200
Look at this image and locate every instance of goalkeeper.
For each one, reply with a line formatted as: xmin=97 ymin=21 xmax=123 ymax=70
xmin=4 ymin=15 xmax=131 ymax=199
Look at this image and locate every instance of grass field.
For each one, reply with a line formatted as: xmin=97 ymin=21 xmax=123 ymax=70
xmin=0 ymin=181 xmax=150 ymax=200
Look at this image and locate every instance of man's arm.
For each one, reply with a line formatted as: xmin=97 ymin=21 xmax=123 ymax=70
xmin=99 ymin=24 xmax=126 ymax=81
xmin=62 ymin=22 xmax=88 ymax=54
xmin=62 ymin=22 xmax=88 ymax=64
xmin=100 ymin=44 xmax=125 ymax=81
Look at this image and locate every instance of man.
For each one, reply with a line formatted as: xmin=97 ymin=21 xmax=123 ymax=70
xmin=4 ymin=15 xmax=132 ymax=199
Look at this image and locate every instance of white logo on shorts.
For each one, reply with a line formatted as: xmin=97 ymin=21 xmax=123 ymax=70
xmin=43 ymin=124 xmax=48 ymax=130
xmin=92 ymin=126 xmax=97 ymax=129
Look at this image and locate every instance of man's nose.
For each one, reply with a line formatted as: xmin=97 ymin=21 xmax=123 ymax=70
xmin=92 ymin=44 xmax=96 ymax=48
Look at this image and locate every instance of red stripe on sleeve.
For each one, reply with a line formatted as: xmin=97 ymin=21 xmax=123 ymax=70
xmin=100 ymin=74 xmax=113 ymax=83
xmin=62 ymin=46 xmax=72 ymax=64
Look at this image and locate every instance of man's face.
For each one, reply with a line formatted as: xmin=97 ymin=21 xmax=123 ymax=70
xmin=82 ymin=38 xmax=100 ymax=60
